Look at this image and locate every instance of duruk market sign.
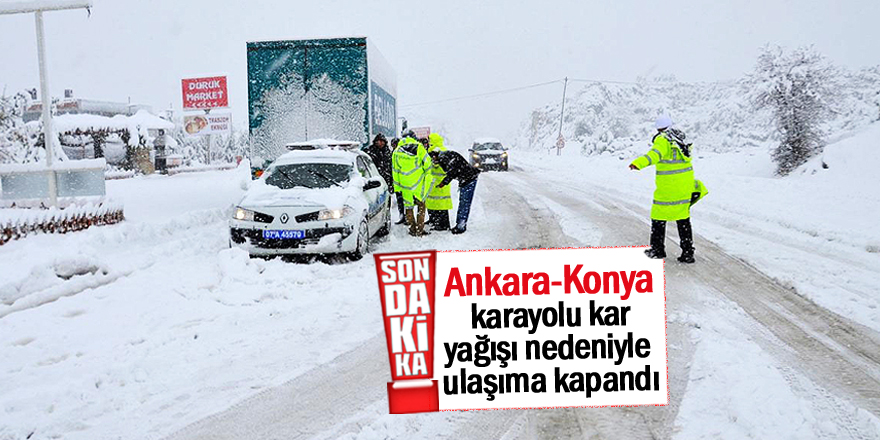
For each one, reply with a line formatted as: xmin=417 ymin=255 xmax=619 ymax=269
xmin=181 ymin=76 xmax=228 ymax=109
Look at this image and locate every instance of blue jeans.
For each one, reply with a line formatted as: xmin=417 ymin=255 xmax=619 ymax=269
xmin=456 ymin=179 xmax=477 ymax=229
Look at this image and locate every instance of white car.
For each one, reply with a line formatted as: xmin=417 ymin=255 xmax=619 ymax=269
xmin=229 ymin=146 xmax=392 ymax=260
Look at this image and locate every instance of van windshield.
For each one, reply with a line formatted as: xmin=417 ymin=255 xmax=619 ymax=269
xmin=265 ymin=163 xmax=352 ymax=189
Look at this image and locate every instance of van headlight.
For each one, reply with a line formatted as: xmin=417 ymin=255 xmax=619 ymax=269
xmin=318 ymin=206 xmax=354 ymax=220
xmin=233 ymin=207 xmax=255 ymax=221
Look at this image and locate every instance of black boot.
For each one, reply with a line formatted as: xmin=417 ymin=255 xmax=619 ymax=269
xmin=677 ymin=218 xmax=695 ymax=263
xmin=431 ymin=211 xmax=450 ymax=231
xmin=644 ymin=248 xmax=666 ymax=259
xmin=646 ymin=220 xmax=667 ymax=259
xmin=394 ymin=193 xmax=406 ymax=224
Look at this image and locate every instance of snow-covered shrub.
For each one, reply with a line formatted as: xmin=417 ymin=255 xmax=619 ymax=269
xmin=170 ymin=124 xmax=248 ymax=165
xmin=0 ymin=92 xmax=37 ymax=164
xmin=746 ymin=46 xmax=839 ymax=176
xmin=518 ymin=47 xmax=879 ymax=168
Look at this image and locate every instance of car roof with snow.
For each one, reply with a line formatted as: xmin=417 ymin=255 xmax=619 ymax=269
xmin=272 ymin=150 xmax=361 ymax=166
xmin=285 ymin=139 xmax=361 ymax=150
xmin=473 ymin=137 xmax=503 ymax=145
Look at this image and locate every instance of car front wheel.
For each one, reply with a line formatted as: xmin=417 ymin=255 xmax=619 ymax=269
xmin=348 ymin=219 xmax=369 ymax=261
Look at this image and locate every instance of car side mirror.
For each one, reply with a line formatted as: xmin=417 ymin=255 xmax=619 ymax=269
xmin=363 ymin=178 xmax=382 ymax=191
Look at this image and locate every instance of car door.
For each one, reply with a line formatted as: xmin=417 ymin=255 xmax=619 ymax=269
xmin=356 ymin=157 xmax=382 ymax=233
xmin=365 ymin=156 xmax=390 ymax=222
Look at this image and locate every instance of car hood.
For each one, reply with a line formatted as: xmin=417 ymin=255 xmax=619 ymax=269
xmin=239 ymin=182 xmax=354 ymax=209
xmin=475 ymin=150 xmax=505 ymax=156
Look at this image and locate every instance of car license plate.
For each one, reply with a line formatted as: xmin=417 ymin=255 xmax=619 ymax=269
xmin=262 ymin=229 xmax=305 ymax=240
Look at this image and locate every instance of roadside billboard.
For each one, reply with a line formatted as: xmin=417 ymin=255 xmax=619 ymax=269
xmin=183 ymin=112 xmax=232 ymax=137
xmin=182 ymin=76 xmax=228 ymax=109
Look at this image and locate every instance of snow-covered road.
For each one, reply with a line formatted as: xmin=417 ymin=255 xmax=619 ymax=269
xmin=3 ymin=138 xmax=880 ymax=439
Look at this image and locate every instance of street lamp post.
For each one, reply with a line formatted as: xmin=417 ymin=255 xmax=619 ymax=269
xmin=0 ymin=0 xmax=92 ymax=207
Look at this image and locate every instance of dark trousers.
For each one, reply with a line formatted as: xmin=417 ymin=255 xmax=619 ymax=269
xmin=455 ymin=179 xmax=478 ymax=229
xmin=395 ymin=192 xmax=405 ymax=219
xmin=650 ymin=218 xmax=694 ymax=256
xmin=428 ymin=210 xmax=450 ymax=230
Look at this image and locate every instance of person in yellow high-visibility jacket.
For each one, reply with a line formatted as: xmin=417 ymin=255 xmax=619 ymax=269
xmin=629 ymin=115 xmax=708 ymax=263
xmin=425 ymin=133 xmax=453 ymax=231
xmin=392 ymin=136 xmax=435 ymax=236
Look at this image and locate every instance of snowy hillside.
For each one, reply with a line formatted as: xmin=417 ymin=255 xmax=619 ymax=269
xmin=517 ymin=67 xmax=880 ymax=157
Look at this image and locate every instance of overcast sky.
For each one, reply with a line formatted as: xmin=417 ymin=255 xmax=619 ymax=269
xmin=1 ymin=0 xmax=878 ymax=145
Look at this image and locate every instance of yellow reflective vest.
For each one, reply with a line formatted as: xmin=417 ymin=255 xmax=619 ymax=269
xmin=392 ymin=137 xmax=435 ymax=207
xmin=426 ymin=133 xmax=453 ymax=210
xmin=631 ymin=132 xmax=709 ymax=221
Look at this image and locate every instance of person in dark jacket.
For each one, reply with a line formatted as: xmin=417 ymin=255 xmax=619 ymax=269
xmin=388 ymin=137 xmax=406 ymax=223
xmin=428 ymin=150 xmax=480 ymax=234
xmin=364 ymin=134 xmax=392 ymax=187
xmin=364 ymin=134 xmax=403 ymax=222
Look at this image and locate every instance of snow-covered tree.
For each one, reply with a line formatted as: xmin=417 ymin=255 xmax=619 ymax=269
xmin=746 ymin=46 xmax=839 ymax=176
xmin=0 ymin=91 xmax=38 ymax=164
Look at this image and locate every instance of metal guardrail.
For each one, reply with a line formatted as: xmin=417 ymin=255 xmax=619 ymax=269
xmin=0 ymin=159 xmax=106 ymax=207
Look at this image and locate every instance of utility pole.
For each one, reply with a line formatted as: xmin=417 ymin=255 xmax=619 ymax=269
xmin=556 ymin=77 xmax=568 ymax=156
xmin=205 ymin=108 xmax=212 ymax=165
xmin=0 ymin=0 xmax=93 ymax=207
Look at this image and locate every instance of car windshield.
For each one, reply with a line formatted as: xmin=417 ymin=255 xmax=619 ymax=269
xmin=264 ymin=163 xmax=352 ymax=189
xmin=474 ymin=143 xmax=504 ymax=151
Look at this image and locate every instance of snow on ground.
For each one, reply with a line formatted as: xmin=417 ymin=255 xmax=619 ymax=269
xmin=0 ymin=164 xmax=540 ymax=440
xmin=670 ymin=291 xmax=880 ymax=439
xmin=0 ymin=167 xmax=384 ymax=439
xmin=2 ymin=123 xmax=880 ymax=439
xmin=512 ymin=122 xmax=880 ymax=333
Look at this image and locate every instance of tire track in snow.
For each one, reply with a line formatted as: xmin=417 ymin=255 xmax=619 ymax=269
xmin=165 ymin=334 xmax=389 ymax=440
xmin=164 ymin=176 xmax=579 ymax=440
xmin=503 ymin=170 xmax=880 ymax=419
xmin=494 ymin=170 xmax=697 ymax=440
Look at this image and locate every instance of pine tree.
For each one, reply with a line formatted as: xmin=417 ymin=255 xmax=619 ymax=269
xmin=747 ymin=46 xmax=839 ymax=176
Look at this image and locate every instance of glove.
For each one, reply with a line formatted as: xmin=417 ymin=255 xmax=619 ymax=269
xmin=628 ymin=164 xmax=639 ymax=171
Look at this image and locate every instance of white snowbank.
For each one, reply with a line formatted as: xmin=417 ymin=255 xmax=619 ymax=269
xmin=0 ymin=158 xmax=106 ymax=173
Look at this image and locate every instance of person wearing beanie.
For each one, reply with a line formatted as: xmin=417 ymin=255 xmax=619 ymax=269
xmin=388 ymin=137 xmax=406 ymax=223
xmin=629 ymin=115 xmax=709 ymax=263
xmin=363 ymin=133 xmax=393 ymax=195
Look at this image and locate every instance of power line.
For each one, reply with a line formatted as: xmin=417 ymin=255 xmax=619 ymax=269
xmin=400 ymin=79 xmax=563 ymax=108
xmin=401 ymin=76 xmax=742 ymax=108
xmin=568 ymin=77 xmax=639 ymax=85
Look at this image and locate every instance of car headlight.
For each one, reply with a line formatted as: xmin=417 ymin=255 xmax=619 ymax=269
xmin=233 ymin=207 xmax=273 ymax=223
xmin=318 ymin=206 xmax=354 ymax=220
xmin=233 ymin=207 xmax=255 ymax=221
xmin=472 ymin=154 xmax=480 ymax=159
xmin=501 ymin=152 xmax=508 ymax=157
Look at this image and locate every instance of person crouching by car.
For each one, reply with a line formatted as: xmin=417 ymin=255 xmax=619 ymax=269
xmin=427 ymin=149 xmax=480 ymax=234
